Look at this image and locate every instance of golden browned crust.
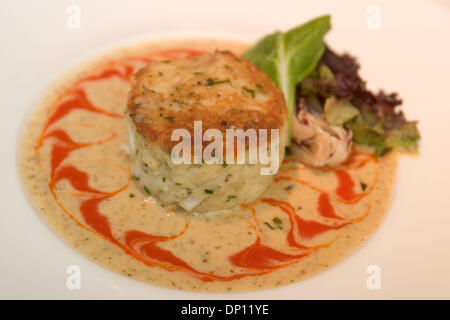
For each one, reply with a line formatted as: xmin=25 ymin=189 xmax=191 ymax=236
xmin=127 ymin=50 xmax=287 ymax=151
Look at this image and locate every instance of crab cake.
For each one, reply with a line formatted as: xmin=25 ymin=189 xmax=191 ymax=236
xmin=127 ymin=50 xmax=287 ymax=213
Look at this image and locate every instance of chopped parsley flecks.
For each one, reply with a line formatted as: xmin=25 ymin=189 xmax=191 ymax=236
xmin=132 ymin=175 xmax=140 ymax=181
xmin=227 ymin=195 xmax=236 ymax=202
xmin=222 ymin=162 xmax=228 ymax=168
xmin=256 ymin=83 xmax=265 ymax=93
xmin=205 ymin=78 xmax=231 ymax=86
xmin=285 ymin=146 xmax=292 ymax=157
xmin=172 ymin=98 xmax=187 ymax=105
xmin=143 ymin=185 xmax=151 ymax=195
xmin=204 ymin=189 xmax=214 ymax=194
xmin=129 ymin=193 xmax=135 ymax=198
xmin=242 ymin=87 xmax=256 ymax=98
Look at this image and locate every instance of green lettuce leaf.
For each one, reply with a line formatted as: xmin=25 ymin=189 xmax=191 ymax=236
xmin=243 ymin=15 xmax=331 ymax=144
xmin=323 ymin=97 xmax=360 ymax=127
xmin=345 ymin=111 xmax=387 ymax=156
xmin=345 ymin=108 xmax=420 ymax=155
xmin=386 ymin=121 xmax=420 ymax=151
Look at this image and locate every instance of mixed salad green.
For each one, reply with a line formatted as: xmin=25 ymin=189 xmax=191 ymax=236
xmin=244 ymin=15 xmax=420 ymax=156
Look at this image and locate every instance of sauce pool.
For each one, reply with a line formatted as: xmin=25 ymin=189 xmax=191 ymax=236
xmin=19 ymin=39 xmax=398 ymax=291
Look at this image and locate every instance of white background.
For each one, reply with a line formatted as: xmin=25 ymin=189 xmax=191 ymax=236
xmin=0 ymin=0 xmax=449 ymax=299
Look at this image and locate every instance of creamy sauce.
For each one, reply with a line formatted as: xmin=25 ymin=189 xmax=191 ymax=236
xmin=19 ymin=39 xmax=398 ymax=292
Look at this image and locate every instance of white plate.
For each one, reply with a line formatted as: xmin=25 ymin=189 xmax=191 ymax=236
xmin=1 ymin=0 xmax=449 ymax=299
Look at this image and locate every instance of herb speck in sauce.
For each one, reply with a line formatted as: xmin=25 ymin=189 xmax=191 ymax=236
xmin=272 ymin=217 xmax=283 ymax=229
xmin=264 ymin=222 xmax=276 ymax=230
xmin=284 ymin=185 xmax=294 ymax=191
xmin=227 ymin=195 xmax=236 ymax=201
